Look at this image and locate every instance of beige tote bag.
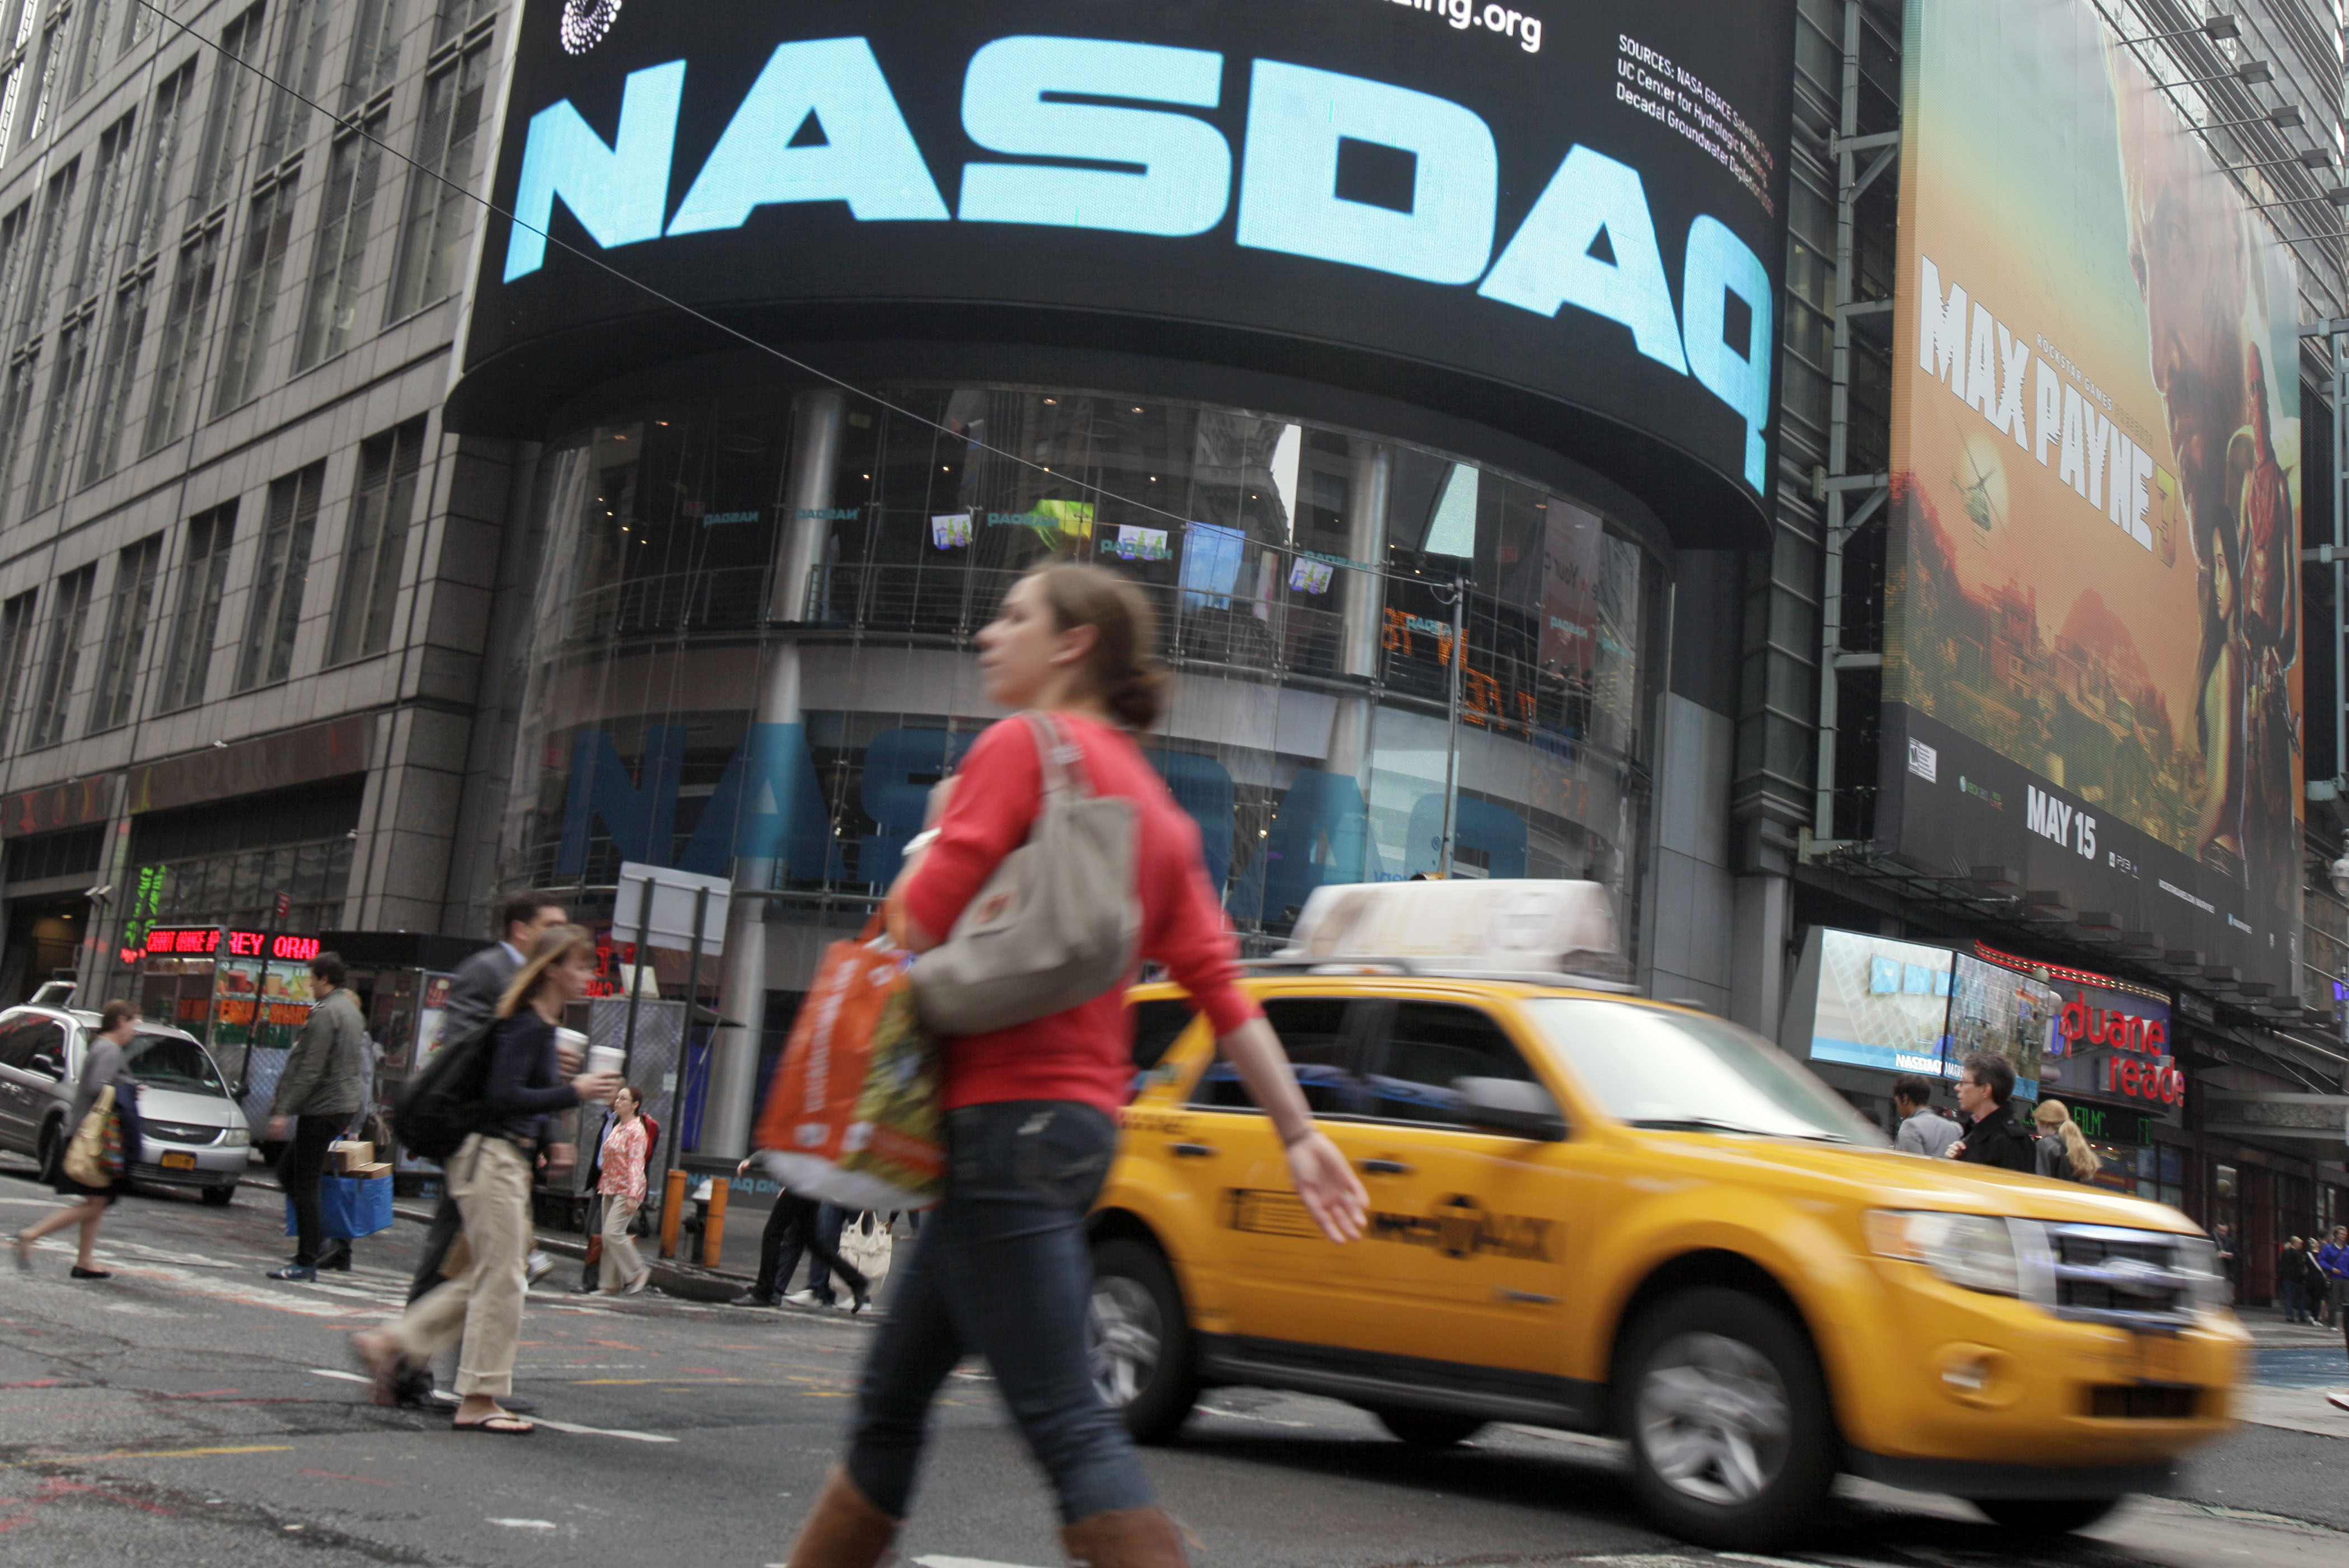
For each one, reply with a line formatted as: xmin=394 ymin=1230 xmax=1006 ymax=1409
xmin=910 ymin=712 xmax=1139 ymax=1035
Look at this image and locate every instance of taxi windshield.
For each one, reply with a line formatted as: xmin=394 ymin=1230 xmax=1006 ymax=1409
xmin=121 ymin=1032 xmax=231 ymax=1096
xmin=1526 ymin=1000 xmax=1883 ymax=1145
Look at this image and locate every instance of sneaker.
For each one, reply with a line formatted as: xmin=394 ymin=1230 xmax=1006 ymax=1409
xmin=525 ymin=1250 xmax=554 ymax=1287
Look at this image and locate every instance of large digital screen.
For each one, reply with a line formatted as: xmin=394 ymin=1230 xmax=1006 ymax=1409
xmin=454 ymin=0 xmax=1797 ymax=541
xmin=1879 ymin=0 xmax=2303 ymax=990
xmin=1789 ymin=928 xmax=1956 ymax=1078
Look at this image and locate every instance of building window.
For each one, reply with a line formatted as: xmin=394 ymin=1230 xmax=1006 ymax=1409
xmin=124 ymin=64 xmax=193 ymax=266
xmin=126 ymin=778 xmax=362 ymax=937
xmin=64 ymin=0 xmax=111 ymax=102
xmin=72 ymin=110 xmax=133 ymax=298
xmin=156 ymin=499 xmax=232 ymax=711
xmin=188 ymin=6 xmax=264 ymax=217
xmin=212 ymin=173 xmax=296 ymax=414
xmin=0 ymin=344 xmax=36 ymax=517
xmin=143 ymin=223 xmax=216 ymax=452
xmin=431 ymin=0 xmax=492 ymax=49
xmin=341 ymin=0 xmax=402 ymax=108
xmin=26 ymin=314 xmax=87 ymax=511
xmin=86 ymin=530 xmax=160 ymax=731
xmin=16 ymin=160 xmax=74 ymax=345
xmin=25 ymin=560 xmax=91 ymax=747
xmin=0 ymin=586 xmax=34 ymax=749
xmin=386 ymin=38 xmax=489 ymax=321
xmin=0 ymin=0 xmax=41 ymax=165
xmin=233 ymin=458 xmax=321 ymax=690
xmin=18 ymin=8 xmax=61 ymax=153
xmin=255 ymin=0 xmax=329 ymax=168
xmin=1 ymin=822 xmax=101 ymax=883
xmin=80 ymin=270 xmax=144 ymax=483
xmin=295 ymin=113 xmax=384 ymax=371
xmin=328 ymin=415 xmax=424 ymax=663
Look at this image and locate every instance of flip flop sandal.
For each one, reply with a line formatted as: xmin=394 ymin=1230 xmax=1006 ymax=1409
xmin=451 ymin=1414 xmax=536 ymax=1435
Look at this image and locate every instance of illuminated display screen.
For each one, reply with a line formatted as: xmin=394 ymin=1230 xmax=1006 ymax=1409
xmin=1797 ymin=929 xmax=1956 ymax=1078
xmin=456 ymin=0 xmax=1797 ymax=542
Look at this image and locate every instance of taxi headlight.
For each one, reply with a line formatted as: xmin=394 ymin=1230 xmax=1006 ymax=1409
xmin=2174 ymin=1236 xmax=2231 ymax=1313
xmin=222 ymin=1126 xmax=251 ymax=1148
xmin=1865 ymin=1210 xmax=2020 ymax=1296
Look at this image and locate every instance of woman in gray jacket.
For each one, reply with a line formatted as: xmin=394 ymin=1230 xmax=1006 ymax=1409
xmin=12 ymin=1000 xmax=142 ymax=1279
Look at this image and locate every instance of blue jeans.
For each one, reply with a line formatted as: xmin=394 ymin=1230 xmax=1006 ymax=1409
xmin=845 ymin=1100 xmax=1149 ymax=1524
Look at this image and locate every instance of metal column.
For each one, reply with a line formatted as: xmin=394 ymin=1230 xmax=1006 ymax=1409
xmin=1812 ymin=0 xmax=1897 ymax=844
xmin=703 ymin=389 xmax=844 ymax=1160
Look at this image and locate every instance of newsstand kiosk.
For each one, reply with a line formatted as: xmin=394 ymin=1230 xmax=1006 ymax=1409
xmin=135 ymin=924 xmax=319 ymax=1131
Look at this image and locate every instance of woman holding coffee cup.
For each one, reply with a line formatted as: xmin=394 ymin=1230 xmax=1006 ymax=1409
xmin=352 ymin=925 xmax=619 ymax=1433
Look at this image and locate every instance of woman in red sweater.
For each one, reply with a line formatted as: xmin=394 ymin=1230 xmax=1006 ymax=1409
xmin=785 ymin=563 xmax=1367 ymax=1568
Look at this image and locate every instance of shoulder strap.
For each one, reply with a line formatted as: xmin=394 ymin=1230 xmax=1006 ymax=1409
xmin=1022 ymin=710 xmax=1092 ymax=804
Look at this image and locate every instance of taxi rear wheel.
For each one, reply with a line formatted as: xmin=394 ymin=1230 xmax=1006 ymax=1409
xmin=1370 ymin=1407 xmax=1486 ymax=1447
xmin=1088 ymin=1239 xmax=1198 ymax=1445
xmin=1968 ymin=1496 xmax=2123 ymax=1536
xmin=1621 ymin=1287 xmax=1835 ymax=1551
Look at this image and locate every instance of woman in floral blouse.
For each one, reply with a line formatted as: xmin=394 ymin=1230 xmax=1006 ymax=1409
xmin=596 ymin=1086 xmax=651 ymax=1295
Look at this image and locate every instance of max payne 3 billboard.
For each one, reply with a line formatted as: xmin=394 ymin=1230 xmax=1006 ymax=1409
xmin=1880 ymin=0 xmax=2303 ymax=991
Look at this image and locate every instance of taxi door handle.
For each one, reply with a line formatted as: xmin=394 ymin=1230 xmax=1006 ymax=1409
xmin=1361 ymin=1158 xmax=1412 ymax=1176
xmin=1170 ymin=1142 xmax=1217 ymax=1158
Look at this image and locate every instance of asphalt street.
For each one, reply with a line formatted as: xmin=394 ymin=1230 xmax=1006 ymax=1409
xmin=2 ymin=1162 xmax=2347 ymax=1568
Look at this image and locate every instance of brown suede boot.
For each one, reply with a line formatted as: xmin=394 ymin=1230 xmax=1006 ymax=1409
xmin=1059 ymin=1505 xmax=1189 ymax=1567
xmin=784 ymin=1468 xmax=899 ymax=1568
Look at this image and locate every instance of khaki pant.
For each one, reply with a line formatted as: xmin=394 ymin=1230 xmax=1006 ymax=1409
xmin=598 ymin=1195 xmax=648 ymax=1293
xmin=385 ymin=1135 xmax=532 ymax=1397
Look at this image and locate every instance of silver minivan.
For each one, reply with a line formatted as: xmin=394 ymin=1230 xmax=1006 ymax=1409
xmin=0 ymin=1003 xmax=251 ymax=1203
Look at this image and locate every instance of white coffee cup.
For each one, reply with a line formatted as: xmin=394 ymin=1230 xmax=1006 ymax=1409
xmin=586 ymin=1043 xmax=624 ymax=1079
xmin=551 ymin=1026 xmax=586 ymax=1066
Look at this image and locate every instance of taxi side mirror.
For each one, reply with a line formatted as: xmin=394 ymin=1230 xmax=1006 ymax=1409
xmin=1455 ymin=1076 xmax=1566 ymax=1141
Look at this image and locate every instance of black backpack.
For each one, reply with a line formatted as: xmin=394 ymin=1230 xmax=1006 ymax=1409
xmin=392 ymin=1018 xmax=499 ymax=1163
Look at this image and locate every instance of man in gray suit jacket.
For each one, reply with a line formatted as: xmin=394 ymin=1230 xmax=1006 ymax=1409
xmin=395 ymin=893 xmax=567 ymax=1403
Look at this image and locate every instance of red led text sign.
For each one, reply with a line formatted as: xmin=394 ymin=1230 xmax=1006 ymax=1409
xmin=144 ymin=928 xmax=321 ymax=962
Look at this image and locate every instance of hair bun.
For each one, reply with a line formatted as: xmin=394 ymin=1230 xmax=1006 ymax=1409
xmin=1108 ymin=661 xmax=1170 ymax=731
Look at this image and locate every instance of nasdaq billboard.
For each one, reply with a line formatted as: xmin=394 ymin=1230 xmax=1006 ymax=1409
xmin=1879 ymin=0 xmax=2303 ymax=990
xmin=453 ymin=0 xmax=1796 ymax=542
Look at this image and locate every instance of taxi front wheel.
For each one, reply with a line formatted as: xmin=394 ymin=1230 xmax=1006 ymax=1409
xmin=1620 ymin=1288 xmax=1836 ymax=1551
xmin=1088 ymin=1239 xmax=1199 ymax=1445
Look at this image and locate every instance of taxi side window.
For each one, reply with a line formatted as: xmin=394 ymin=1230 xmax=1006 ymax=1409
xmin=1129 ymin=999 xmax=1194 ymax=1075
xmin=0 ymin=1021 xmax=35 ymax=1071
xmin=1189 ymin=996 xmax=1365 ymax=1116
xmin=1360 ymin=1003 xmax=1536 ymax=1127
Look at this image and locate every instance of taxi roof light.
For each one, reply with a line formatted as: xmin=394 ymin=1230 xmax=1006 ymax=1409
xmin=1278 ymin=880 xmax=1631 ymax=987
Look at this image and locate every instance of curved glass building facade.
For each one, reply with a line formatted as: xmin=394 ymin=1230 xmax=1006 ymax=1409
xmin=500 ymin=382 xmax=1668 ymax=956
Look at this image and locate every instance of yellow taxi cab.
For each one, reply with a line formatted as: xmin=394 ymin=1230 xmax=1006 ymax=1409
xmin=1086 ymin=882 xmax=2245 ymax=1552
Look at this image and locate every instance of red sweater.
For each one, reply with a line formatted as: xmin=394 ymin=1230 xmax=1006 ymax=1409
xmin=902 ymin=712 xmax=1259 ymax=1116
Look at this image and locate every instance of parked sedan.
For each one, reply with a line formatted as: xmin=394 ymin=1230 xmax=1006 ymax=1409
xmin=0 ymin=1004 xmax=251 ymax=1204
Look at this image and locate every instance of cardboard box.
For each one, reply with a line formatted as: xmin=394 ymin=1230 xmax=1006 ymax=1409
xmin=348 ymin=1162 xmax=392 ymax=1179
xmin=329 ymin=1140 xmax=375 ymax=1173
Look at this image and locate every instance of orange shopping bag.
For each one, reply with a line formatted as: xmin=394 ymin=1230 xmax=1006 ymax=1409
xmin=754 ymin=914 xmax=944 ymax=1211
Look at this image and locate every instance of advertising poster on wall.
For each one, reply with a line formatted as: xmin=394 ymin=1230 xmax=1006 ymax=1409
xmin=1879 ymin=0 xmax=2303 ymax=991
